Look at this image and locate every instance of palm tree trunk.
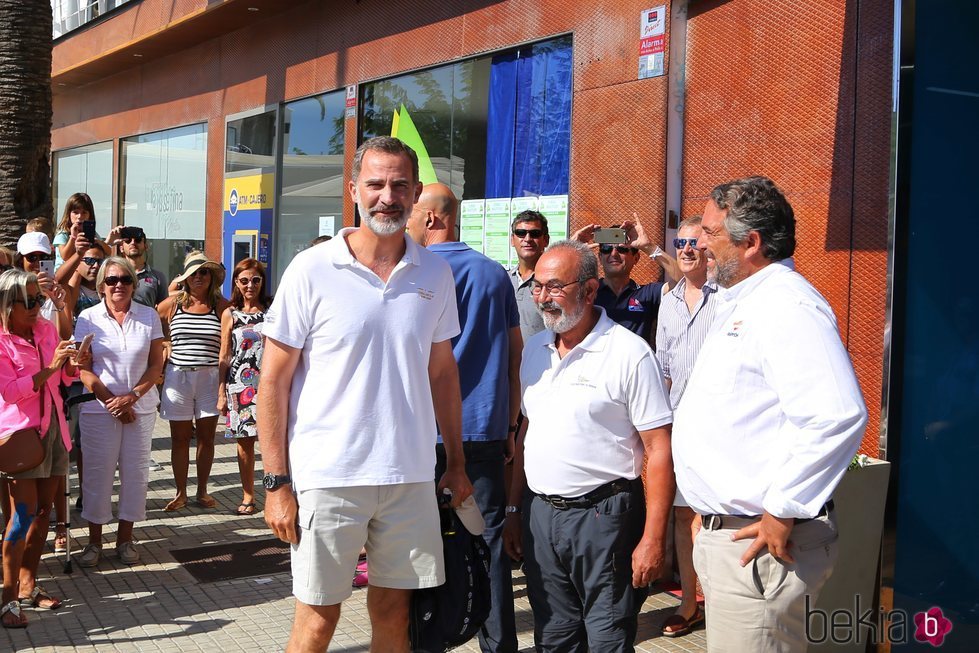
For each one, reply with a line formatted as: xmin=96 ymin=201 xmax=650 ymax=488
xmin=0 ymin=1 xmax=53 ymax=248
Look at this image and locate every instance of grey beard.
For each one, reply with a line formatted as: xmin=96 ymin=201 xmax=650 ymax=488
xmin=538 ymin=299 xmax=587 ymax=334
xmin=362 ymin=207 xmax=408 ymax=236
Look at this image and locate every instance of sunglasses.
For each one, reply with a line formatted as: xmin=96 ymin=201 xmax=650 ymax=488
xmin=599 ymin=244 xmax=638 ymax=255
xmin=122 ymin=236 xmax=145 ymax=244
xmin=190 ymin=268 xmax=211 ymax=278
xmin=15 ymin=293 xmax=47 ymax=310
xmin=25 ymin=253 xmax=52 ymax=263
xmin=82 ymin=257 xmax=104 ymax=266
xmin=512 ymin=228 xmax=544 ymax=239
xmin=104 ymin=275 xmax=134 ymax=286
xmin=673 ymin=238 xmax=698 ymax=249
xmin=237 ymin=276 xmax=263 ymax=286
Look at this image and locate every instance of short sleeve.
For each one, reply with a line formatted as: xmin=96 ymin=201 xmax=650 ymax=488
xmin=625 ymin=350 xmax=673 ymax=431
xmin=53 ymin=232 xmax=69 ymax=246
xmin=431 ymin=265 xmax=462 ymax=343
xmin=262 ymin=256 xmax=312 ymax=350
xmin=149 ymin=309 xmax=164 ymax=340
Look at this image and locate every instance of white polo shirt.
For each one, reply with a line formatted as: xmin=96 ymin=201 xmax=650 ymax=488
xmin=73 ymin=300 xmax=164 ymax=415
xmin=263 ymin=228 xmax=460 ymax=492
xmin=520 ymin=308 xmax=673 ymax=497
xmin=673 ymin=263 xmax=867 ymax=519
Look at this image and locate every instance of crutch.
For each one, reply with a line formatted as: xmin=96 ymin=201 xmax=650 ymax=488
xmin=63 ymin=391 xmax=97 ymax=574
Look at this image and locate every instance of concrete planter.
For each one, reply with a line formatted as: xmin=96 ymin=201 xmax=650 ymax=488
xmin=809 ymin=458 xmax=891 ymax=652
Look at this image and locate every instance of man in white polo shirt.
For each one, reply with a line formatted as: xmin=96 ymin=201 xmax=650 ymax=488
xmin=504 ymin=240 xmax=674 ymax=653
xmin=258 ymin=136 xmax=473 ymax=653
xmin=673 ymin=176 xmax=867 ymax=652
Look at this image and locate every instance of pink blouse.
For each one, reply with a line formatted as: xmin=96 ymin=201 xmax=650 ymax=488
xmin=0 ymin=317 xmax=76 ymax=452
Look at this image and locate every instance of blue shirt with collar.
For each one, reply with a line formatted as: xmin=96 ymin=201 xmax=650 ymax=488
xmin=430 ymin=242 xmax=520 ymax=442
xmin=595 ymin=278 xmax=664 ymax=345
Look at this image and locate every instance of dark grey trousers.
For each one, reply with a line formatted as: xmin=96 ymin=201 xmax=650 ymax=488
xmin=522 ymin=481 xmax=648 ymax=653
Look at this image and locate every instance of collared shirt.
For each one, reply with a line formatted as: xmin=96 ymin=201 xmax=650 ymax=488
xmin=654 ymin=277 xmax=720 ymax=408
xmin=672 ymin=264 xmax=868 ymax=519
xmin=134 ymin=265 xmax=169 ymax=308
xmin=508 ymin=266 xmax=546 ymax=344
xmin=74 ymin=300 xmax=164 ymax=415
xmin=264 ymin=228 xmax=461 ymax=491
xmin=595 ymin=278 xmax=664 ymax=345
xmin=430 ymin=242 xmax=520 ymax=442
xmin=521 ymin=308 xmax=673 ymax=497
xmin=0 ymin=318 xmax=76 ymax=451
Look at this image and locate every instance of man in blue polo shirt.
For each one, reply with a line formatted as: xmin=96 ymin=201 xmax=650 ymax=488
xmin=407 ymin=183 xmax=522 ymax=653
xmin=573 ymin=221 xmax=665 ymax=346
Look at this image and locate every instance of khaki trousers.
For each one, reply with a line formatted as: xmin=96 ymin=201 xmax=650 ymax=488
xmin=693 ymin=512 xmax=838 ymax=653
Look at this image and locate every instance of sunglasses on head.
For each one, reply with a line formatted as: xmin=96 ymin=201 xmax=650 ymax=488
xmin=237 ymin=276 xmax=263 ymax=286
xmin=599 ymin=244 xmax=638 ymax=255
xmin=512 ymin=228 xmax=544 ymax=239
xmin=25 ymin=253 xmax=52 ymax=263
xmin=82 ymin=257 xmax=104 ymax=266
xmin=15 ymin=293 xmax=47 ymax=310
xmin=673 ymin=237 xmax=698 ymax=249
xmin=104 ymin=275 xmax=134 ymax=286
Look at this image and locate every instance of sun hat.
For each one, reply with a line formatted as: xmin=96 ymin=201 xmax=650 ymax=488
xmin=17 ymin=232 xmax=53 ymax=255
xmin=173 ymin=251 xmax=225 ymax=285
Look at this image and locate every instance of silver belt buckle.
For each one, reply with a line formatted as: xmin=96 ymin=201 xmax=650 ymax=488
xmin=704 ymin=514 xmax=721 ymax=530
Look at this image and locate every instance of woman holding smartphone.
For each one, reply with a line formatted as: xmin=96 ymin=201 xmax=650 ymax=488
xmin=73 ymin=257 xmax=165 ymax=567
xmin=51 ymin=193 xmax=114 ymax=274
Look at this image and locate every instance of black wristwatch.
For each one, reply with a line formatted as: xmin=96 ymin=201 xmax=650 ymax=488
xmin=263 ymin=473 xmax=292 ymax=490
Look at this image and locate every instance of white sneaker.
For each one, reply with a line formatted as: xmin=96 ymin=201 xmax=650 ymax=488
xmin=117 ymin=541 xmax=140 ymax=565
xmin=148 ymin=459 xmax=163 ymax=471
xmin=77 ymin=543 xmax=102 ymax=568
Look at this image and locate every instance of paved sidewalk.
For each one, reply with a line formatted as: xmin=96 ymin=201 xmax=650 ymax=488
xmin=2 ymin=418 xmax=706 ymax=652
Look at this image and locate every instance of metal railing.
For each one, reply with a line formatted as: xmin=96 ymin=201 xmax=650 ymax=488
xmin=52 ymin=0 xmax=133 ymax=38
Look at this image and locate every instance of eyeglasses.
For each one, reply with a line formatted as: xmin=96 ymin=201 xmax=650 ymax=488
xmin=513 ymin=228 xmax=545 ymax=239
xmin=599 ymin=244 xmax=638 ymax=255
xmin=14 ymin=293 xmax=47 ymax=310
xmin=81 ymin=257 xmax=104 ymax=266
xmin=190 ymin=268 xmax=211 ymax=278
xmin=122 ymin=236 xmax=145 ymax=244
xmin=237 ymin=276 xmax=263 ymax=286
xmin=530 ymin=279 xmax=583 ymax=298
xmin=104 ymin=275 xmax=134 ymax=286
xmin=25 ymin=253 xmax=52 ymax=263
xmin=673 ymin=238 xmax=698 ymax=249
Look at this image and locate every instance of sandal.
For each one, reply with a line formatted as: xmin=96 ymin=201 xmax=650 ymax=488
xmin=18 ymin=585 xmax=62 ymax=611
xmin=54 ymin=523 xmax=68 ymax=553
xmin=1 ymin=601 xmax=27 ymax=629
xmin=164 ymin=497 xmax=187 ymax=512
xmin=235 ymin=502 xmax=256 ymax=516
xmin=196 ymin=495 xmax=217 ymax=509
xmin=661 ymin=606 xmax=704 ymax=637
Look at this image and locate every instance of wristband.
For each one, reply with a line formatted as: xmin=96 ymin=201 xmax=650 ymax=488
xmin=505 ymin=505 xmax=521 ymax=515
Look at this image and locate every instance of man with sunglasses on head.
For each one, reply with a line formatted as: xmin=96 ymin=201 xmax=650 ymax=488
xmin=117 ymin=227 xmax=169 ymax=308
xmin=507 ymin=210 xmax=549 ymax=344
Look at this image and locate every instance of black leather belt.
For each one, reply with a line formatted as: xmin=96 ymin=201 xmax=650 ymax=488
xmin=535 ymin=478 xmax=639 ymax=511
xmin=701 ymin=500 xmax=835 ymax=531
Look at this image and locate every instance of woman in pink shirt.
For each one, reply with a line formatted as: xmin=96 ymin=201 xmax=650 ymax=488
xmin=0 ymin=269 xmax=86 ymax=629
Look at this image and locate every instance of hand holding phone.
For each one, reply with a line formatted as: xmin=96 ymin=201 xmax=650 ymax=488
xmin=82 ymin=220 xmax=97 ymax=242
xmin=39 ymin=259 xmax=55 ymax=278
xmin=77 ymin=333 xmax=95 ymax=356
xmin=593 ymin=228 xmax=627 ymax=245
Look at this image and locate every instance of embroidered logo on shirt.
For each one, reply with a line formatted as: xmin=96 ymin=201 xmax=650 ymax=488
xmin=570 ymin=374 xmax=596 ymax=388
xmin=726 ymin=320 xmax=742 ymax=337
xmin=417 ymin=288 xmax=435 ymax=301
xmin=627 ymin=298 xmax=644 ymax=312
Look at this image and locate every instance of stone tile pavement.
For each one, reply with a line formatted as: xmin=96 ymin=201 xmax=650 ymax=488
xmin=2 ymin=417 xmax=706 ymax=652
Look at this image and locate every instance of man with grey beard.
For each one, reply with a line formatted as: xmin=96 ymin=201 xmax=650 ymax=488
xmin=259 ymin=136 xmax=473 ymax=653
xmin=503 ymin=240 xmax=674 ymax=652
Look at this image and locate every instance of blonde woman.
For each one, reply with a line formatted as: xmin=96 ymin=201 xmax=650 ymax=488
xmin=157 ymin=252 xmax=230 ymax=511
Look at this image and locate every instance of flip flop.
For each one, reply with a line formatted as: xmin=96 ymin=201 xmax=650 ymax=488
xmin=1 ymin=601 xmax=27 ymax=629
xmin=235 ymin=502 xmax=256 ymax=516
xmin=196 ymin=495 xmax=217 ymax=509
xmin=661 ymin=606 xmax=705 ymax=637
xmin=19 ymin=586 xmax=62 ymax=611
xmin=164 ymin=497 xmax=187 ymax=512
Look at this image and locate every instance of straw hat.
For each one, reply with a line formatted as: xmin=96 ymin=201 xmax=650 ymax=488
xmin=173 ymin=252 xmax=225 ymax=285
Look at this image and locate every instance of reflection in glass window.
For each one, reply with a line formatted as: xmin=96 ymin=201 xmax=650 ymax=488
xmin=359 ymin=35 xmax=571 ymax=201
xmin=274 ymin=90 xmax=346 ymax=285
xmin=226 ymin=111 xmax=277 ymax=173
xmin=120 ymin=124 xmax=207 ymax=284
xmin=53 ymin=141 xmax=113 ymax=236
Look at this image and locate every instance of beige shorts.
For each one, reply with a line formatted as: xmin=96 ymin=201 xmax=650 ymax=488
xmin=4 ymin=412 xmax=69 ymax=480
xmin=291 ymin=482 xmax=444 ymax=606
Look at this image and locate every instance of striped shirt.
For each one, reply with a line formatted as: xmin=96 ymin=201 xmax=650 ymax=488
xmin=168 ymin=305 xmax=222 ymax=367
xmin=654 ymin=277 xmax=722 ymax=408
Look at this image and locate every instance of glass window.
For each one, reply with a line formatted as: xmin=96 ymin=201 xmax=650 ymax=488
xmin=52 ymin=141 xmax=113 ymax=236
xmin=274 ymin=90 xmax=346 ymax=285
xmin=52 ymin=0 xmax=134 ymax=39
xmin=120 ymin=123 xmax=207 ymax=284
xmin=226 ymin=111 xmax=277 ymax=174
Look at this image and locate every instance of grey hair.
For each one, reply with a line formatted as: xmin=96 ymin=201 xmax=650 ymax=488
xmin=709 ymin=176 xmax=795 ymax=260
xmin=97 ymin=256 xmax=138 ymax=291
xmin=352 ymin=136 xmax=420 ymax=184
xmin=546 ymin=240 xmax=599 ymax=282
xmin=0 ymin=268 xmax=37 ymax=332
xmin=677 ymin=215 xmax=702 ymax=231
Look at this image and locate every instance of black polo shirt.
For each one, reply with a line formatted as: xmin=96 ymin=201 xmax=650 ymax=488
xmin=595 ymin=278 xmax=664 ymax=346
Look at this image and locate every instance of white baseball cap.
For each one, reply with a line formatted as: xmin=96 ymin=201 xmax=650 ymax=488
xmin=17 ymin=231 xmax=52 ymax=255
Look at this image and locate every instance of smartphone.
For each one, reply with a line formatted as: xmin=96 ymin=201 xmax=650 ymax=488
xmin=39 ymin=259 xmax=55 ymax=277
xmin=77 ymin=333 xmax=94 ymax=356
xmin=82 ymin=220 xmax=97 ymax=242
xmin=593 ymin=228 xmax=627 ymax=244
